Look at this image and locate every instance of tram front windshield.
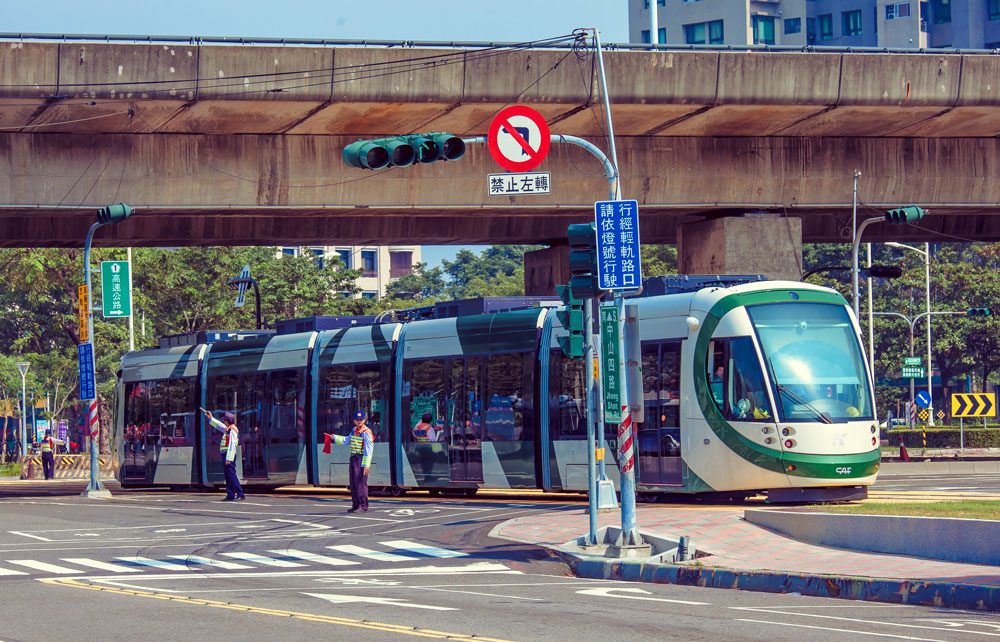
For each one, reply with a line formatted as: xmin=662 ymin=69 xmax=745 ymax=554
xmin=748 ymin=302 xmax=874 ymax=423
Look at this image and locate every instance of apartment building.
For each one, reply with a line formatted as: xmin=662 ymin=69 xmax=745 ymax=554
xmin=628 ymin=0 xmax=1000 ymax=49
xmin=278 ymin=245 xmax=421 ymax=299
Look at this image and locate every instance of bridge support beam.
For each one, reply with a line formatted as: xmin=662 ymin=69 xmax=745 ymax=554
xmin=678 ymin=215 xmax=803 ymax=281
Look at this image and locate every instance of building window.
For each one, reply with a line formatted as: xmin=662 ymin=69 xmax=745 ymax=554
xmin=752 ymin=16 xmax=775 ymax=45
xmin=389 ymin=251 xmax=414 ymax=279
xmin=886 ymin=1 xmax=911 ymax=18
xmin=931 ymin=0 xmax=950 ymax=23
xmin=658 ymin=27 xmax=666 ymax=44
xmin=842 ymin=10 xmax=862 ymax=36
xmin=684 ymin=20 xmax=724 ymax=45
xmin=819 ymin=14 xmax=833 ymax=40
xmin=281 ymin=248 xmax=298 ymax=257
xmin=641 ymin=29 xmax=650 ymax=44
xmin=360 ymin=250 xmax=377 ymax=278
xmin=311 ymin=248 xmax=324 ymax=270
xmin=784 ymin=17 xmax=801 ymax=34
xmin=987 ymin=41 xmax=1000 ymax=48
xmin=643 ymin=0 xmax=666 ymax=7
xmin=361 ymin=291 xmax=378 ymax=300
xmin=336 ymin=248 xmax=352 ymax=269
xmin=806 ymin=17 xmax=817 ymax=44
xmin=989 ymin=0 xmax=1000 ymax=19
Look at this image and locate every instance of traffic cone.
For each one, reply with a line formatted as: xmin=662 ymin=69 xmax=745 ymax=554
xmin=899 ymin=435 xmax=910 ymax=462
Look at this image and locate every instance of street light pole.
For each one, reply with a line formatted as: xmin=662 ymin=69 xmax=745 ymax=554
xmin=16 ymin=362 xmax=29 ymax=457
xmin=886 ymin=242 xmax=935 ymax=426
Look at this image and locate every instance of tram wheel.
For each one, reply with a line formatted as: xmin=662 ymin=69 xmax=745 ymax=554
xmin=388 ymin=485 xmax=406 ymax=497
xmin=428 ymin=488 xmax=441 ymax=496
xmin=463 ymin=488 xmax=478 ymax=497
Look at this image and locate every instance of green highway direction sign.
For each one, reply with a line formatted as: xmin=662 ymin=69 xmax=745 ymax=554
xmin=901 ymin=365 xmax=925 ymax=379
xmin=903 ymin=357 xmax=921 ymax=366
xmin=599 ymin=305 xmax=622 ymax=424
xmin=101 ymin=260 xmax=132 ymax=318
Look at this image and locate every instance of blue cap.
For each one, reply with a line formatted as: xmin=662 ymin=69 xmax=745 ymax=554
xmin=224 ymin=412 xmax=236 ymax=423
xmin=353 ymin=411 xmax=366 ymax=420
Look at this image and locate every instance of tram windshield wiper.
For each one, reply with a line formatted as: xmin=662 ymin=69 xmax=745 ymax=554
xmin=775 ymin=384 xmax=833 ymax=424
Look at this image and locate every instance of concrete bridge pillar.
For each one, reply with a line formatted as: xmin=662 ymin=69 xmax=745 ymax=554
xmin=524 ymin=246 xmax=570 ymax=297
xmin=677 ymin=215 xmax=803 ymax=282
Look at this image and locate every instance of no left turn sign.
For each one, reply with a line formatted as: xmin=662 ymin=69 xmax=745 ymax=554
xmin=487 ymin=105 xmax=551 ymax=173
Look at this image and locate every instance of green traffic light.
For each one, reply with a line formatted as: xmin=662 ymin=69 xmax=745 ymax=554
xmin=96 ymin=203 xmax=133 ymax=225
xmin=885 ymin=206 xmax=926 ymax=224
xmin=343 ymin=140 xmax=390 ymax=169
xmin=428 ymin=133 xmax=465 ymax=161
xmin=567 ymin=223 xmax=602 ymax=300
xmin=967 ymin=307 xmax=992 ymax=318
xmin=343 ymin=132 xmax=465 ymax=169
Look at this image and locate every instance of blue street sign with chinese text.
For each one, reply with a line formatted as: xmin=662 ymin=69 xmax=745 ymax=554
xmin=600 ymin=305 xmax=622 ymax=424
xmin=594 ymin=199 xmax=642 ymax=290
xmin=78 ymin=342 xmax=96 ymax=401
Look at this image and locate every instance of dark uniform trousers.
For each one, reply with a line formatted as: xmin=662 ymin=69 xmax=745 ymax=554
xmin=42 ymin=452 xmax=55 ymax=479
xmin=223 ymin=460 xmax=245 ymax=499
xmin=349 ymin=454 xmax=368 ymax=511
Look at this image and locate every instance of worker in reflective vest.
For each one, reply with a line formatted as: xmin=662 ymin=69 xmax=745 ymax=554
xmin=201 ymin=408 xmax=245 ymax=501
xmin=39 ymin=430 xmax=66 ymax=480
xmin=326 ymin=410 xmax=373 ymax=512
xmin=412 ymin=412 xmax=436 ymax=443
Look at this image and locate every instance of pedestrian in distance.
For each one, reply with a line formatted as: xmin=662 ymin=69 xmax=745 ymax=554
xmin=200 ymin=408 xmax=245 ymax=501
xmin=324 ymin=410 xmax=373 ymax=512
xmin=39 ymin=429 xmax=66 ymax=480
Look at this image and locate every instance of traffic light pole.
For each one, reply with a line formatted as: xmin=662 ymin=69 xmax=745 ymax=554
xmin=82 ymin=221 xmax=110 ymax=498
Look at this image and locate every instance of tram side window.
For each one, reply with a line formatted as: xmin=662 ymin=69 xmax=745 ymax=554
xmin=641 ymin=341 xmax=681 ymax=430
xmin=319 ymin=365 xmax=355 ymax=439
xmin=206 ymin=373 xmax=265 ymax=442
xmin=147 ymin=381 xmax=168 ymax=448
xmin=124 ymin=382 xmax=148 ymax=446
xmin=269 ymin=370 xmax=302 ymax=445
xmin=446 ymin=357 xmax=481 ymax=444
xmin=355 ymin=363 xmax=387 ymax=442
xmin=166 ymin=379 xmax=195 ymax=445
xmin=706 ymin=338 xmax=773 ymax=421
xmin=550 ymin=351 xmax=585 ymax=440
xmin=484 ymin=352 xmax=531 ymax=441
xmin=240 ymin=373 xmax=266 ymax=444
xmin=403 ymin=359 xmax=447 ymax=442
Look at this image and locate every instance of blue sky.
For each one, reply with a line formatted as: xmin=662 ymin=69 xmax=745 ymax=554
xmin=7 ymin=1 xmax=629 ymax=267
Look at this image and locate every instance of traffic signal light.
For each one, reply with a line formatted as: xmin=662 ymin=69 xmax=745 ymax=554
xmin=556 ymin=284 xmax=584 ymax=358
xmin=343 ymin=132 xmax=465 ymax=169
xmin=568 ymin=222 xmax=601 ymax=300
xmin=864 ymin=265 xmax=903 ymax=279
xmin=96 ymin=203 xmax=132 ymax=224
xmin=967 ymin=307 xmax=991 ymax=318
xmin=885 ymin=206 xmax=926 ymax=224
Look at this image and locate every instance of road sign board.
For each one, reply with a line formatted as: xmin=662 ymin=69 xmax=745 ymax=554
xmin=487 ymin=105 xmax=551 ymax=173
xmin=918 ymin=408 xmax=928 ymax=421
xmin=903 ymin=357 xmax=921 ymax=366
xmin=78 ymin=342 xmax=96 ymax=401
xmin=77 ymin=284 xmax=89 ymax=342
xmin=101 ymin=260 xmax=131 ymax=318
xmin=951 ymin=392 xmax=996 ymax=418
xmin=901 ymin=365 xmax=925 ymax=378
xmin=234 ymin=265 xmax=250 ymax=308
xmin=599 ymin=305 xmax=622 ymax=424
xmin=487 ymin=172 xmax=551 ymax=196
xmin=915 ymin=390 xmax=931 ymax=408
xmin=594 ymin=200 xmax=642 ymax=290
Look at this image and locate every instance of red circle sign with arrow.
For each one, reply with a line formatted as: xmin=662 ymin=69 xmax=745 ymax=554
xmin=487 ymin=105 xmax=551 ymax=173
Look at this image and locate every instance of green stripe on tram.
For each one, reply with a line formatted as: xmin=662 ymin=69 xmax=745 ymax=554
xmin=693 ymin=287 xmax=876 ymax=478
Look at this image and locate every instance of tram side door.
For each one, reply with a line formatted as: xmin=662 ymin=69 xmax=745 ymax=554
xmin=638 ymin=341 xmax=683 ymax=486
xmin=241 ymin=373 xmax=268 ymax=479
xmin=448 ymin=357 xmax=483 ymax=483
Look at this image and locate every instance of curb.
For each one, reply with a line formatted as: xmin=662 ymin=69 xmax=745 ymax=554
xmin=556 ymin=551 xmax=1000 ymax=611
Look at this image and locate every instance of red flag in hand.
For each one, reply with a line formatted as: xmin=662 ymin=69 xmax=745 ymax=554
xmin=70 ymin=441 xmax=79 ymax=450
xmin=323 ymin=433 xmax=332 ymax=454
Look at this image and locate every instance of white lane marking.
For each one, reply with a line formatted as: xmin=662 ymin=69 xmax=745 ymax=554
xmin=732 ymin=608 xmax=1000 ymax=637
xmin=219 ymin=552 xmax=306 ymax=567
xmin=412 ymin=586 xmax=543 ymax=601
xmin=576 ymin=587 xmax=710 ymax=606
xmin=325 ymin=545 xmax=418 ymax=563
xmin=268 ymin=549 xmax=359 ymax=566
xmin=166 ymin=555 xmax=253 ymax=570
xmin=303 ymin=592 xmax=457 ymax=611
xmin=114 ymin=557 xmax=196 ymax=571
xmin=380 ymin=540 xmax=467 ymax=558
xmin=153 ymin=529 xmax=186 ymax=533
xmin=6 ymin=559 xmax=80 ymax=574
xmin=61 ymin=558 xmax=140 ymax=573
xmin=0 ymin=565 xmax=28 ymax=576
xmin=8 ymin=531 xmax=52 ymax=542
xmin=74 ymin=533 xmax=100 ymax=537
xmin=735 ymin=618 xmax=946 ymax=641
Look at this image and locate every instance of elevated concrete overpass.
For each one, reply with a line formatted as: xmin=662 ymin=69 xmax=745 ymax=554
xmin=1 ymin=36 xmax=1000 ymax=256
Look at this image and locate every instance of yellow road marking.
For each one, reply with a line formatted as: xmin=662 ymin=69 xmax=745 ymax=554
xmin=42 ymin=578 xmax=520 ymax=641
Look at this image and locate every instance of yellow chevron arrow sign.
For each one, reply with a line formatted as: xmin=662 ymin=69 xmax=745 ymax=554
xmin=951 ymin=393 xmax=997 ymax=418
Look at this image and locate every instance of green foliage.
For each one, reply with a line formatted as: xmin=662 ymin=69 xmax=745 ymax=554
xmin=640 ymin=244 xmax=678 ymax=277
xmin=0 ymin=461 xmax=19 ymax=477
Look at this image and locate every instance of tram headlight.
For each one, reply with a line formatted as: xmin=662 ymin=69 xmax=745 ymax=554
xmin=761 ymin=427 xmax=770 ymax=434
xmin=870 ymin=425 xmax=877 ymax=433
xmin=781 ymin=427 xmax=793 ymax=436
xmin=764 ymin=437 xmax=773 ymax=444
xmin=784 ymin=439 xmax=795 ymax=448
xmin=872 ymin=436 xmax=877 ymax=446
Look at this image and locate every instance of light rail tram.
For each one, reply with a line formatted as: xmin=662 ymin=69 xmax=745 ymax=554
xmin=114 ymin=277 xmax=880 ymax=502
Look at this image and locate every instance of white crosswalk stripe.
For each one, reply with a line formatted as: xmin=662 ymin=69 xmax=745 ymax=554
xmin=0 ymin=565 xmax=28 ymax=576
xmin=167 ymin=555 xmax=253 ymax=570
xmin=114 ymin=556 xmax=195 ymax=571
xmin=6 ymin=560 xmax=80 ymax=574
xmin=380 ymin=540 xmax=468 ymax=558
xmin=268 ymin=549 xmax=359 ymax=566
xmin=61 ymin=558 xmax=140 ymax=573
xmin=325 ymin=545 xmax=418 ymax=562
xmin=219 ymin=552 xmax=306 ymax=567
